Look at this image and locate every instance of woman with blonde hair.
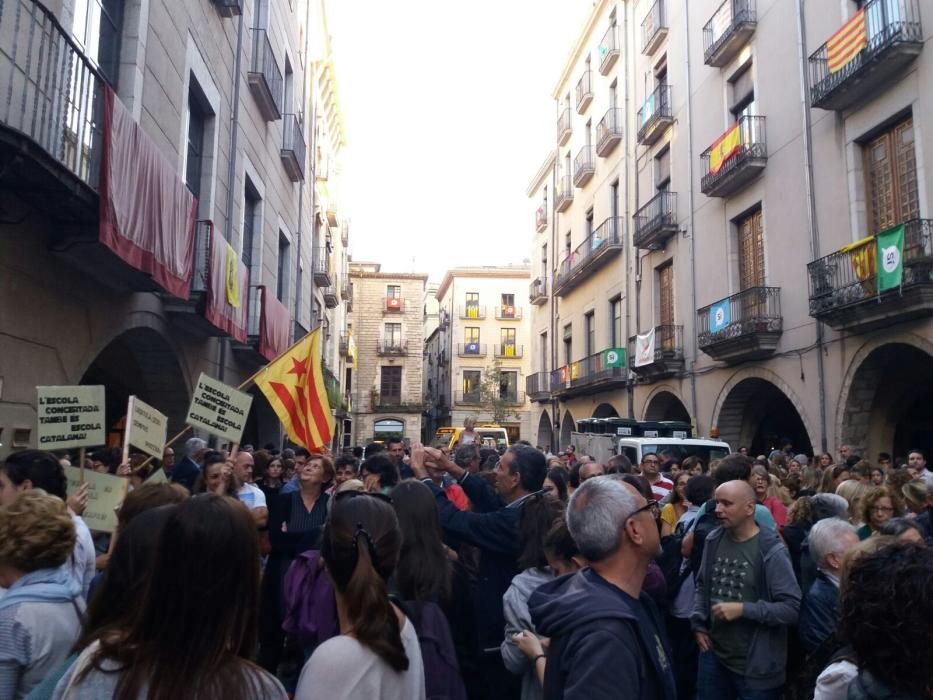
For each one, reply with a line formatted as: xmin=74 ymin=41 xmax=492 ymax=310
xmin=0 ymin=491 xmax=82 ymax=698
xmin=835 ymin=479 xmax=869 ymax=526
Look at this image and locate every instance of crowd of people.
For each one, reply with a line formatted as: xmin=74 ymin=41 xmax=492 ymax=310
xmin=0 ymin=433 xmax=931 ymax=700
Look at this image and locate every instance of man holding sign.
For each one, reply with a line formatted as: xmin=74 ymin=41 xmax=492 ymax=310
xmin=0 ymin=450 xmax=97 ymax=598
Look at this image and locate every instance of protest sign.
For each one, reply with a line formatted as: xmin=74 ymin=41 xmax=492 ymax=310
xmin=65 ymin=466 xmax=127 ymax=533
xmin=125 ymin=396 xmax=167 ymax=460
xmin=186 ymin=373 xmax=253 ymax=444
xmin=37 ymin=385 xmax=105 ymax=450
xmin=145 ymin=467 xmax=169 ymax=485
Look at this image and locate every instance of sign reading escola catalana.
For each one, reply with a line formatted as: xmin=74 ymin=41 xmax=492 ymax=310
xmin=37 ymin=386 xmax=106 ymax=450
xmin=125 ymin=396 xmax=168 ymax=460
xmin=64 ymin=466 xmax=127 ymax=533
xmin=186 ymin=373 xmax=253 ymax=444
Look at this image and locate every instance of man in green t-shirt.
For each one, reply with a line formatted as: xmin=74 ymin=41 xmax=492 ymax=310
xmin=691 ymin=480 xmax=801 ymax=700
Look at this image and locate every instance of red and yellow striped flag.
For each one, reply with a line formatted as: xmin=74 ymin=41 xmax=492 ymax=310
xmin=255 ymin=328 xmax=334 ymax=450
xmin=827 ymin=9 xmax=867 ymax=74
xmin=709 ymin=122 xmax=741 ymax=176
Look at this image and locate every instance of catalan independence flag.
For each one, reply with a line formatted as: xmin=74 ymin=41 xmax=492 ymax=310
xmin=709 ymin=122 xmax=742 ymax=176
xmin=827 ymin=9 xmax=867 ymax=74
xmin=255 ymin=328 xmax=334 ymax=451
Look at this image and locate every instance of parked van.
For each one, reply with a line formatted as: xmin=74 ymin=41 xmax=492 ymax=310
xmin=431 ymin=425 xmax=509 ymax=451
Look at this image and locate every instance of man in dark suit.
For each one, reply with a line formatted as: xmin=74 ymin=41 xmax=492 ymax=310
xmin=171 ymin=437 xmax=207 ymax=492
xmin=410 ymin=442 xmax=546 ymax=700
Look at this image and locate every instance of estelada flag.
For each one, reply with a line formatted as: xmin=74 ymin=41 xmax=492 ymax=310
xmin=255 ymin=328 xmax=334 ymax=450
xmin=827 ymin=9 xmax=867 ymax=74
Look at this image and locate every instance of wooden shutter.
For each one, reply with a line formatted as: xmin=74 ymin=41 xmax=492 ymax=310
xmin=865 ymin=117 xmax=919 ymax=234
xmin=738 ymin=209 xmax=765 ymax=290
xmin=380 ymin=366 xmax=402 ymax=402
xmin=658 ymin=263 xmax=674 ymax=348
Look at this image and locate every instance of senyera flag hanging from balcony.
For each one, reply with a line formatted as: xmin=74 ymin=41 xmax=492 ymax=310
xmin=827 ymin=9 xmax=867 ymax=74
xmin=98 ymin=87 xmax=197 ymax=299
xmin=709 ymin=122 xmax=741 ymax=176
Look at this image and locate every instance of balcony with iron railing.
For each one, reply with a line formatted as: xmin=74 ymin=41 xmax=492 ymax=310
xmin=281 ymin=113 xmax=306 ymax=181
xmin=494 ymin=344 xmax=524 ymax=359
xmin=526 ymin=372 xmax=552 ymax=402
xmin=629 ymin=325 xmax=685 ymax=380
xmin=596 ymin=108 xmax=623 ymax=157
xmin=459 ymin=304 xmax=487 ymax=320
xmin=642 ymin=0 xmax=668 ymax=55
xmin=322 ymin=285 xmax=338 ymax=308
xmin=698 ymin=287 xmax=782 ymax=363
xmin=496 ymin=305 xmax=523 ymax=320
xmin=807 ymin=218 xmax=933 ymax=332
xmin=554 ymin=217 xmax=625 ymax=296
xmin=633 ymin=191 xmax=678 ymax=250
xmin=809 ymin=0 xmax=922 ymax=111
xmin=536 ymin=205 xmax=548 ymax=232
xmin=700 ymin=115 xmax=767 ymax=198
xmin=529 ymin=277 xmax=548 ymax=305
xmin=384 ymin=296 xmax=404 ymax=313
xmin=457 ymin=343 xmax=487 ymax=358
xmin=372 ymin=394 xmax=426 ymax=412
xmin=377 ymin=339 xmax=409 ymax=356
xmin=164 ymin=220 xmax=248 ymax=341
xmin=325 ymin=197 xmax=339 ymax=226
xmin=576 ymin=71 xmax=593 ymax=114
xmin=599 ymin=25 xmax=621 ymax=74
xmin=233 ymin=285 xmax=290 ymax=364
xmin=637 ymin=84 xmax=673 ymax=146
xmin=339 ymin=332 xmax=353 ymax=357
xmin=248 ymin=29 xmax=283 ymax=121
xmin=557 ymin=107 xmax=572 ymax=146
xmin=555 ymin=174 xmax=574 ymax=213
xmin=573 ymin=146 xmax=596 ymax=188
xmin=551 ymin=348 xmax=628 ymax=398
xmin=312 ymin=247 xmax=332 ymax=286
xmin=341 ymin=280 xmax=353 ymax=310
xmin=456 ymin=390 xmax=524 ymax=406
xmin=703 ymin=0 xmax=757 ymax=67
xmin=213 ymin=0 xmax=242 ymax=17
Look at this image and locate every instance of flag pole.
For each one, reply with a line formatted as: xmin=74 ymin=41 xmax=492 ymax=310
xmin=132 ymin=329 xmax=318 ymax=474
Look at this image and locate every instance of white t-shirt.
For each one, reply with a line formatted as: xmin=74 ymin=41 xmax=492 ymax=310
xmin=237 ymin=483 xmax=267 ymax=511
xmin=295 ymin=616 xmax=425 ymax=700
xmin=70 ymin=513 xmax=96 ymax=600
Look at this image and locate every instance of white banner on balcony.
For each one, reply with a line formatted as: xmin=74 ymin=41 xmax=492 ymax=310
xmin=634 ymin=328 xmax=656 ymax=368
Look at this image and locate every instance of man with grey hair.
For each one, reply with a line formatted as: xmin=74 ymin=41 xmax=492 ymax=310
xmin=798 ymin=518 xmax=859 ymax=654
xmin=529 ymin=477 xmax=676 ymax=699
xmin=171 ymin=437 xmax=207 ymax=492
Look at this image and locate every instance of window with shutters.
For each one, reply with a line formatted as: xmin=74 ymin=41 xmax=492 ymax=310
xmin=540 ymin=332 xmax=548 ymax=371
xmin=464 ymin=327 xmax=480 ymax=344
xmin=730 ymin=63 xmax=755 ymax=120
xmin=380 ymin=366 xmax=402 ymax=403
xmin=501 ymin=328 xmax=516 ymax=346
xmin=656 ymin=146 xmax=671 ymax=192
xmin=563 ymin=323 xmax=573 ymax=364
xmin=463 ymin=370 xmax=481 ymax=400
xmin=657 ymin=263 xmax=674 ymax=349
xmin=387 ymin=285 xmax=401 ymax=299
xmin=737 ymin=208 xmax=765 ymax=290
xmin=385 ymin=323 xmax=402 ymax=347
xmin=584 ymin=312 xmax=595 ymax=356
xmin=863 ymin=117 xmax=919 ymax=234
xmin=610 ymin=297 xmax=622 ymax=347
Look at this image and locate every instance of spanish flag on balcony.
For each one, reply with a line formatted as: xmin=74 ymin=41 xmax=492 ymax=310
xmin=709 ymin=123 xmax=741 ymax=176
xmin=255 ymin=329 xmax=334 ymax=451
xmin=827 ymin=9 xmax=867 ymax=74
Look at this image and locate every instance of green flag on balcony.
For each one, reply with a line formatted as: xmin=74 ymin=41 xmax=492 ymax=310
xmin=876 ymin=224 xmax=905 ymax=293
xmin=603 ymin=347 xmax=626 ymax=368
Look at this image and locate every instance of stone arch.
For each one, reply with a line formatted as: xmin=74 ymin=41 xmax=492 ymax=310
xmin=643 ymin=388 xmax=690 ymax=422
xmin=838 ymin=334 xmax=933 ymax=460
xmin=79 ymin=326 xmax=191 ymax=442
xmin=592 ymin=403 xmax=619 ymax=419
xmin=536 ymin=410 xmax=553 ymax=451
xmin=559 ymin=409 xmax=576 ymax=450
xmin=713 ymin=372 xmax=814 ymax=456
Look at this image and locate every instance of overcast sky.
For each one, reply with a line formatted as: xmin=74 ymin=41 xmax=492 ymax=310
xmin=328 ymin=0 xmax=592 ymax=279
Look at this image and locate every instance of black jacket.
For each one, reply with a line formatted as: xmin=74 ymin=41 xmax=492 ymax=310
xmin=425 ymin=474 xmax=521 ymax=650
xmin=529 ymin=568 xmax=677 ymax=700
xmin=170 ymin=456 xmax=201 ymax=492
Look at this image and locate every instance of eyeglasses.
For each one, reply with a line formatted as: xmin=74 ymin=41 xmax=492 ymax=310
xmin=628 ymin=499 xmax=660 ymax=521
xmin=870 ymin=505 xmax=894 ymax=514
xmin=333 ymin=490 xmax=393 ymax=504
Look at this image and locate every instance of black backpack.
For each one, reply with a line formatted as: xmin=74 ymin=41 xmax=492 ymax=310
xmin=392 ymin=598 xmax=468 ymax=700
xmin=657 ymin=519 xmax=691 ymax=600
xmin=688 ymin=498 xmax=721 ymax=577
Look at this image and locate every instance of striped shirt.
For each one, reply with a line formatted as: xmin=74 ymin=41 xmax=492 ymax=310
xmin=287 ymin=490 xmax=329 ymax=535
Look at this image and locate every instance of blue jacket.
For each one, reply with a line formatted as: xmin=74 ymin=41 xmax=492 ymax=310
xmin=170 ymin=456 xmax=201 ymax=492
xmin=691 ymin=525 xmax=801 ymax=690
xmin=529 ymin=568 xmax=677 ymax=700
xmin=425 ymin=474 xmax=521 ymax=650
xmin=798 ymin=570 xmax=839 ymax=655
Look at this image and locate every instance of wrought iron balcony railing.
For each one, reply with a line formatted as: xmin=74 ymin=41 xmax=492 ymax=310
xmin=281 ymin=113 xmax=306 ymax=181
xmin=633 ymin=191 xmax=678 ymax=249
xmin=700 ymin=115 xmax=767 ymax=198
xmin=703 ymin=0 xmax=757 ymax=67
xmin=642 ymin=0 xmax=668 ymax=55
xmin=575 ymin=70 xmax=593 ymax=113
xmin=599 ymin=25 xmax=621 ymax=74
xmin=554 ymin=217 xmax=625 ymax=296
xmin=596 ymin=108 xmax=623 ymax=157
xmin=698 ymin=287 xmax=782 ymax=362
xmin=557 ymin=107 xmax=572 ymax=146
xmin=637 ymin=83 xmax=673 ymax=145
xmin=248 ymin=29 xmax=283 ymax=121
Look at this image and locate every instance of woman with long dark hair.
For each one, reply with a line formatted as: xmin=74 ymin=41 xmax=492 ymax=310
xmin=296 ymin=493 xmax=425 ymax=699
xmin=52 ymin=495 xmax=285 ymax=699
xmin=660 ymin=472 xmax=690 ymax=536
xmin=542 ymin=467 xmax=568 ymax=502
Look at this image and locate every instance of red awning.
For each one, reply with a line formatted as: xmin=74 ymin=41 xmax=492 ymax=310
xmin=98 ymin=87 xmax=197 ymax=299
xmin=205 ymin=224 xmax=249 ymax=343
xmin=258 ymin=286 xmax=290 ymax=361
